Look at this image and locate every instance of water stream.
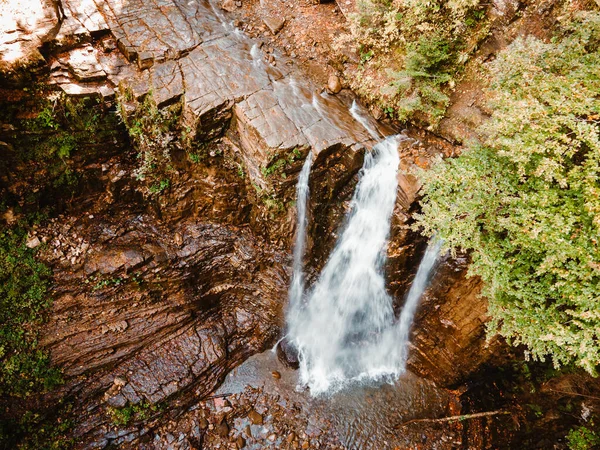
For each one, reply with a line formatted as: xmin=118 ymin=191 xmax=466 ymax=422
xmin=286 ymin=108 xmax=441 ymax=395
xmin=287 ymin=153 xmax=313 ymax=316
xmin=288 ymin=135 xmax=404 ymax=394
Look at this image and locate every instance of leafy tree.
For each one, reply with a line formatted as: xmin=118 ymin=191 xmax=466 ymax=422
xmin=415 ymin=12 xmax=600 ymax=374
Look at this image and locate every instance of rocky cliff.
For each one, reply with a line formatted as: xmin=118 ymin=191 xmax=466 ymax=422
xmin=0 ymin=0 xmax=526 ymax=448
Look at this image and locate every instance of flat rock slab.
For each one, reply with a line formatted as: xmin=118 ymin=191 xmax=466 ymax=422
xmin=3 ymin=0 xmax=377 ymax=186
xmin=263 ymin=16 xmax=286 ymax=34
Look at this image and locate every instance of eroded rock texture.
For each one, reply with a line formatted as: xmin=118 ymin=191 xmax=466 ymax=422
xmin=0 ymin=0 xmax=501 ymax=447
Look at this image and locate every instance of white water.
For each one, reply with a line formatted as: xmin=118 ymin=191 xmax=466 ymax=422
xmin=394 ymin=238 xmax=442 ymax=367
xmin=288 ymin=153 xmax=313 ymax=314
xmin=350 ymin=100 xmax=381 ymax=140
xmin=286 ymin=104 xmax=442 ymax=394
xmin=288 ymin=135 xmax=404 ymax=394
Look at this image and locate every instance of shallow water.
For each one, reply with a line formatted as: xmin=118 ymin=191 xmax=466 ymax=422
xmin=217 ymin=351 xmax=458 ymax=449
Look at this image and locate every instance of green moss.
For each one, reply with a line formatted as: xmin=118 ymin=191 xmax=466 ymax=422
xmin=0 ymin=226 xmax=62 ymax=398
xmin=109 ymin=400 xmax=160 ymax=427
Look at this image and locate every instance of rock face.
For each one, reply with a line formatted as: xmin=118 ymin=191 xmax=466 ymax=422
xmin=0 ymin=0 xmax=502 ymax=447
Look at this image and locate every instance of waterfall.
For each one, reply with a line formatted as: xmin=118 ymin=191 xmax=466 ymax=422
xmin=394 ymin=238 xmax=442 ymax=367
xmin=350 ymin=100 xmax=381 ymax=140
xmin=288 ymin=135 xmax=404 ymax=394
xmin=288 ymin=153 xmax=313 ymax=313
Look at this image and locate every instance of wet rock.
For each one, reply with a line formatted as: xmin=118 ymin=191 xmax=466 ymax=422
xmin=248 ymin=409 xmax=263 ymax=425
xmin=327 ymin=75 xmax=342 ymax=94
xmin=276 ymin=338 xmax=300 ymax=369
xmin=263 ymin=16 xmax=286 ymax=34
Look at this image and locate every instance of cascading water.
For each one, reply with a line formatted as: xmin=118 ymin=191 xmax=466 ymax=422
xmin=288 ymin=153 xmax=313 ymax=313
xmin=288 ymin=135 xmax=405 ymax=394
xmin=350 ymin=100 xmax=381 ymax=140
xmin=286 ymin=104 xmax=442 ymax=395
xmin=394 ymin=238 xmax=442 ymax=367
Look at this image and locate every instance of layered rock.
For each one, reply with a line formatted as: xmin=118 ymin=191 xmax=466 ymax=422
xmin=0 ymin=0 xmax=504 ymax=446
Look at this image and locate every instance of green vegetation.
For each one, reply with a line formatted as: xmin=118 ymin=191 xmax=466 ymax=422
xmin=0 ymin=90 xmax=121 ymax=211
xmin=567 ymin=425 xmax=600 ymax=450
xmin=116 ymin=89 xmax=182 ymax=190
xmin=341 ymin=0 xmax=489 ymax=125
xmin=0 ymin=401 xmax=74 ymax=450
xmin=415 ymin=12 xmax=600 ymax=373
xmin=109 ymin=400 xmax=159 ymax=427
xmin=85 ymin=275 xmax=125 ymax=291
xmin=0 ymin=226 xmax=62 ymax=398
xmin=261 ymin=147 xmax=304 ymax=179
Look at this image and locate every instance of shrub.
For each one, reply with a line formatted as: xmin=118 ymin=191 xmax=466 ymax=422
xmin=567 ymin=426 xmax=600 ymax=450
xmin=0 ymin=226 xmax=61 ymax=397
xmin=415 ymin=12 xmax=600 ymax=373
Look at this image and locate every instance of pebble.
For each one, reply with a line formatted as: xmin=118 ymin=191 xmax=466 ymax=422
xmin=248 ymin=409 xmax=263 ymax=425
xmin=271 ymin=371 xmax=281 ymax=379
xmin=236 ymin=436 xmax=246 ymax=448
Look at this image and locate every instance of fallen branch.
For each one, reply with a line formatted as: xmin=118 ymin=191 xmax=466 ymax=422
xmin=545 ymin=388 xmax=600 ymax=401
xmin=394 ymin=410 xmax=510 ymax=428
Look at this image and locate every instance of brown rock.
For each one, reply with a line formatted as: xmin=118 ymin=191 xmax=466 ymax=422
xmin=236 ymin=436 xmax=246 ymax=448
xmin=327 ymin=75 xmax=342 ymax=94
xmin=220 ymin=0 xmax=237 ymax=12
xmin=263 ymin=16 xmax=285 ymax=34
xmin=271 ymin=370 xmax=281 ymax=379
xmin=216 ymin=420 xmax=229 ymax=437
xmin=247 ymin=409 xmax=263 ymax=425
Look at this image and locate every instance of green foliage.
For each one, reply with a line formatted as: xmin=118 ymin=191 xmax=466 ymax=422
xmin=0 ymin=227 xmax=62 ymax=397
xmin=0 ymin=401 xmax=74 ymax=450
xmin=109 ymin=401 xmax=159 ymax=427
xmin=385 ymin=33 xmax=454 ymax=122
xmin=260 ymin=147 xmax=304 ymax=179
xmin=149 ymin=179 xmax=170 ymax=194
xmin=416 ymin=12 xmax=600 ymax=373
xmin=343 ymin=0 xmax=488 ymax=125
xmin=0 ymin=90 xmax=123 ymax=214
xmin=86 ymin=275 xmax=124 ymax=291
xmin=567 ymin=426 xmax=600 ymax=450
xmin=117 ymin=90 xmax=181 ymax=186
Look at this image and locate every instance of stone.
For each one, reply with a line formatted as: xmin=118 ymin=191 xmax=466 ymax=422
xmin=26 ymin=236 xmax=41 ymax=249
xmin=262 ymin=16 xmax=285 ymax=35
xmin=271 ymin=370 xmax=281 ymax=379
xmin=276 ymin=339 xmax=300 ymax=369
xmin=327 ymin=75 xmax=342 ymax=94
xmin=236 ymin=436 xmax=246 ymax=448
xmin=247 ymin=409 xmax=263 ymax=425
xmin=220 ymin=0 xmax=237 ymax=12
xmin=216 ymin=421 xmax=229 ymax=437
xmin=199 ymin=417 xmax=209 ymax=429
